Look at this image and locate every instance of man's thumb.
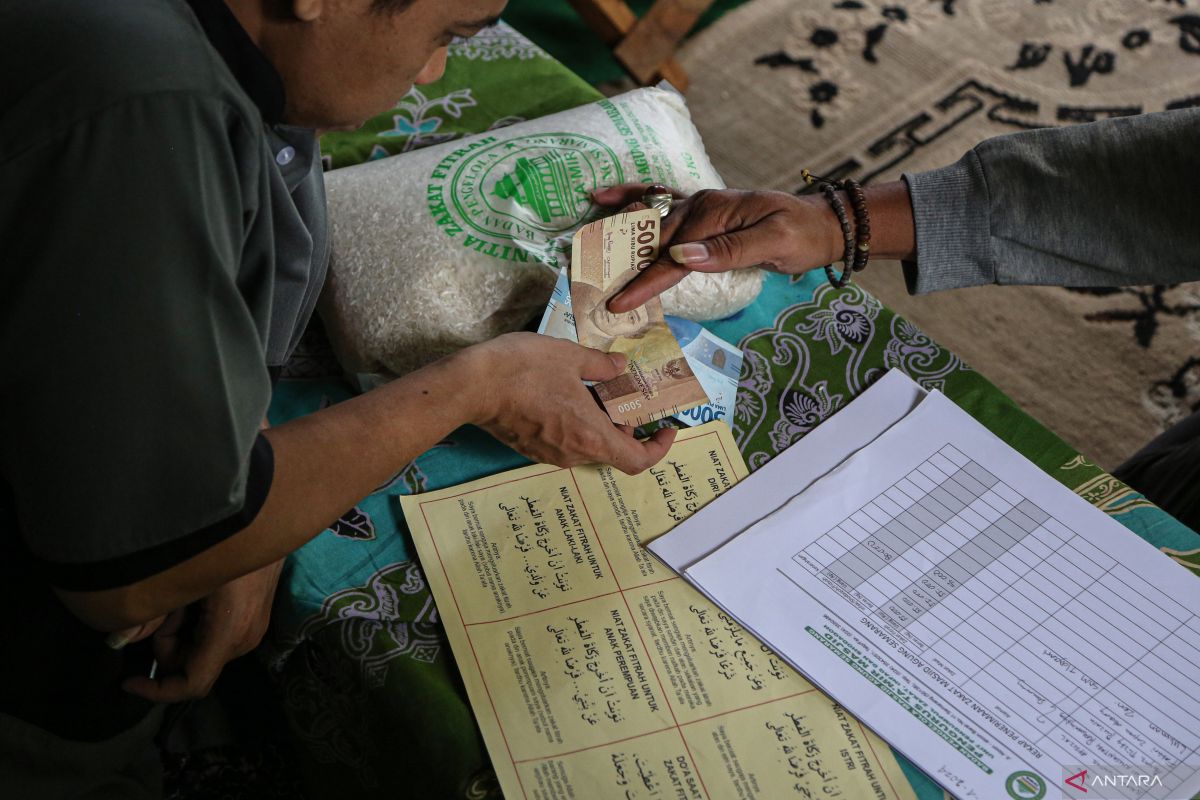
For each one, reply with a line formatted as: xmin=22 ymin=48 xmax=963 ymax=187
xmin=579 ymin=348 xmax=627 ymax=382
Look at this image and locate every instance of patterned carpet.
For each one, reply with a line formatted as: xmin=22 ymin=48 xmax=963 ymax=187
xmin=677 ymin=0 xmax=1200 ymax=469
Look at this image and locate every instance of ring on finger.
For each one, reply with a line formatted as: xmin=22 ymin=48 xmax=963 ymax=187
xmin=641 ymin=183 xmax=674 ymax=218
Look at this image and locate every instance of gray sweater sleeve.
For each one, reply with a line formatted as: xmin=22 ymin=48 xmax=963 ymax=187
xmin=900 ymin=108 xmax=1200 ymax=294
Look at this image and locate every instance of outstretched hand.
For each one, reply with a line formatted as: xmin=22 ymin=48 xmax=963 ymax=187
xmin=593 ymin=182 xmax=916 ymax=313
xmin=121 ymin=559 xmax=284 ymax=703
xmin=592 ymin=185 xmax=835 ymax=313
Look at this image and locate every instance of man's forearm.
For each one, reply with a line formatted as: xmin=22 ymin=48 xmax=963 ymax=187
xmin=902 ymin=108 xmax=1200 ymax=293
xmin=60 ymin=350 xmax=480 ymax=630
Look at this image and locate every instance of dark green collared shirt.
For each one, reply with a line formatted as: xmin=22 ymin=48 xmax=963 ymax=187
xmin=0 ymin=0 xmax=327 ymax=738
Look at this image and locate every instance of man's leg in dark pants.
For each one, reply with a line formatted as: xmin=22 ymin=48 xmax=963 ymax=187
xmin=1113 ymin=410 xmax=1200 ymax=534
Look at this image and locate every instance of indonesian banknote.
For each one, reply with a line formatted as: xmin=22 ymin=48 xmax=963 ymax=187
xmin=540 ymin=266 xmax=742 ymax=428
xmin=536 ymin=264 xmax=577 ymax=343
xmin=665 ymin=316 xmax=744 ymax=427
xmin=568 ymin=208 xmax=709 ymax=426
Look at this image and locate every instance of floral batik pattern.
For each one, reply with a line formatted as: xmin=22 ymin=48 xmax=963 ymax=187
xmin=377 ymin=87 xmax=478 ymax=153
xmin=449 ymin=24 xmax=552 ymax=61
xmin=734 ymin=281 xmax=968 ymax=470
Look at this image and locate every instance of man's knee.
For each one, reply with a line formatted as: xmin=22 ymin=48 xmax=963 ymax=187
xmin=1114 ymin=411 xmax=1200 ymax=533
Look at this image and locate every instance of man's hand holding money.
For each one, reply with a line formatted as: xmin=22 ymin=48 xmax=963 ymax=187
xmin=463 ymin=332 xmax=677 ymax=475
xmin=591 ymin=183 xmax=917 ymax=313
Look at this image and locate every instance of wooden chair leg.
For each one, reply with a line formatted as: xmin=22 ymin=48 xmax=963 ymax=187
xmin=565 ymin=0 xmax=701 ymax=90
xmin=615 ymin=0 xmax=716 ymax=87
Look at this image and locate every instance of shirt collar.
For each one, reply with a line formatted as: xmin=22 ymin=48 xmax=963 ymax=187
xmin=185 ymin=0 xmax=286 ymax=125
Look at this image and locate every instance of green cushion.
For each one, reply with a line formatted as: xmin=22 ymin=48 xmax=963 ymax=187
xmin=319 ymin=22 xmax=602 ymax=171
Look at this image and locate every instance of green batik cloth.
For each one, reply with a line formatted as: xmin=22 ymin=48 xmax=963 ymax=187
xmin=266 ymin=23 xmax=1200 ymax=800
xmin=319 ymin=23 xmax=600 ymax=171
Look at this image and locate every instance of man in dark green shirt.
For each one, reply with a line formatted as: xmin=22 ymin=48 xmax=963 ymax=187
xmin=0 ymin=0 xmax=676 ymax=794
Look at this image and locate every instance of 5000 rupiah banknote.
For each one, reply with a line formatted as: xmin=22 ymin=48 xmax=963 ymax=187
xmin=570 ymin=209 xmax=709 ymax=426
xmin=540 ymin=266 xmax=743 ymax=428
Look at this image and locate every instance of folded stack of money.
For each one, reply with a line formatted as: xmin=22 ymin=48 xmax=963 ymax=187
xmin=539 ymin=209 xmax=744 ymax=429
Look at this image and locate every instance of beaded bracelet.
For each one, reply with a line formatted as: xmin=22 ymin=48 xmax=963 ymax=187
xmin=801 ymin=169 xmax=872 ymax=288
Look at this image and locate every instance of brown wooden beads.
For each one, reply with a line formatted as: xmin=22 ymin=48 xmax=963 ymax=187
xmin=801 ymin=169 xmax=872 ymax=289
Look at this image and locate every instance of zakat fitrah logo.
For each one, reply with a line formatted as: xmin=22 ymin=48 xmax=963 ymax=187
xmin=1006 ymin=770 xmax=1047 ymax=800
xmin=490 ymin=151 xmax=585 ymax=229
xmin=426 ymin=132 xmax=623 ymax=268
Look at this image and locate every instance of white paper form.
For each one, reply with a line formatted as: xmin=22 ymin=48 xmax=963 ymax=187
xmin=687 ymin=390 xmax=1200 ymax=800
xmin=649 ymin=369 xmax=928 ymax=573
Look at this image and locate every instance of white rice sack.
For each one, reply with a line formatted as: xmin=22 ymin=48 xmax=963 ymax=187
xmin=321 ymin=86 xmax=764 ymax=375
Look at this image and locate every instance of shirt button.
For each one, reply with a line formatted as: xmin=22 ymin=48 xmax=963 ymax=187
xmin=276 ymin=146 xmax=296 ymax=166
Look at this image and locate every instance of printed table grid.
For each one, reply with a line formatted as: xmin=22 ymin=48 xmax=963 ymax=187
xmin=791 ymin=444 xmax=1200 ymax=798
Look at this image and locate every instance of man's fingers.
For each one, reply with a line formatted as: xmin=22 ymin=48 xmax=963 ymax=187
xmin=592 ymin=185 xmax=645 ymax=207
xmin=611 ymin=426 xmax=677 ymax=475
xmin=658 ymin=195 xmax=698 ymax=243
xmin=121 ymin=660 xmax=220 ymax=703
xmin=668 ymin=227 xmax=776 ymax=272
xmin=592 ymin=184 xmax=684 ymax=208
xmin=577 ymin=347 xmax=627 ymax=382
xmin=607 ymin=262 xmax=691 ymax=313
xmin=125 ymin=622 xmax=230 ymax=703
xmin=181 ymin=616 xmax=239 ymax=699
xmin=150 ymin=607 xmax=189 ymax=668
xmin=152 ymin=629 xmax=184 ymax=670
xmin=157 ymin=607 xmax=189 ymax=637
xmin=104 ymin=615 xmax=168 ymax=649
xmin=122 ymin=673 xmax=204 ymax=704
xmin=122 ymin=674 xmax=178 ymax=703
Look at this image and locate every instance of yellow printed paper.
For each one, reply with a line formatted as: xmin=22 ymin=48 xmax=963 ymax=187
xmin=401 ymin=422 xmax=916 ymax=800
